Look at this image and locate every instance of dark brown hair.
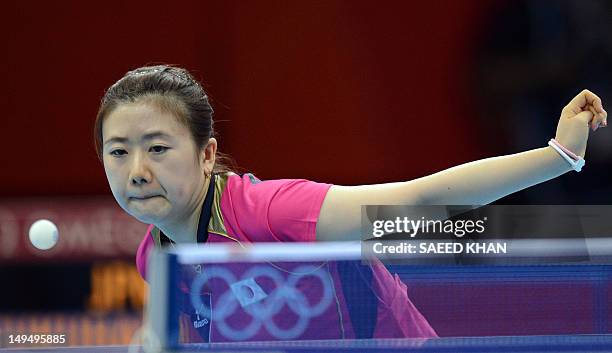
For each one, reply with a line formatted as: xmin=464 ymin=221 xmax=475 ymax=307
xmin=94 ymin=65 xmax=235 ymax=174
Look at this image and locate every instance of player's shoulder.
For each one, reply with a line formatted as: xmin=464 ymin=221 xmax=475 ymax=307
xmin=222 ymin=172 xmax=331 ymax=199
xmin=223 ymin=172 xmax=262 ymax=185
xmin=221 ymin=172 xmax=282 ymax=197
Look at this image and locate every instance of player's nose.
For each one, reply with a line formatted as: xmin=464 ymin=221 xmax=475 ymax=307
xmin=128 ymin=152 xmax=152 ymax=185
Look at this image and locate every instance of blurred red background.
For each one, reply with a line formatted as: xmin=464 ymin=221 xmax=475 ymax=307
xmin=2 ymin=1 xmax=494 ymax=197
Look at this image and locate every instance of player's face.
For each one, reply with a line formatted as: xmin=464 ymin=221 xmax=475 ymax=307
xmin=101 ymin=102 xmax=208 ymax=225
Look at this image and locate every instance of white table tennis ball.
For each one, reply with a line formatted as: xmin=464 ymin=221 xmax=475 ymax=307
xmin=28 ymin=219 xmax=59 ymax=250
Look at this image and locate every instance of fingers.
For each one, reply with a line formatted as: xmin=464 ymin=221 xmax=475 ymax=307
xmin=563 ymin=89 xmax=602 ymax=114
xmin=583 ymin=89 xmax=606 ymax=114
xmin=593 ymin=111 xmax=607 ymax=131
xmin=586 ymin=105 xmax=607 ymax=131
xmin=562 ymin=89 xmax=608 ymax=130
xmin=575 ymin=89 xmax=605 ymax=113
xmin=588 ymin=106 xmax=599 ymax=130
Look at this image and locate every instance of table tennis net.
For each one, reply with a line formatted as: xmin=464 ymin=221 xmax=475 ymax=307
xmin=143 ymin=241 xmax=612 ymax=351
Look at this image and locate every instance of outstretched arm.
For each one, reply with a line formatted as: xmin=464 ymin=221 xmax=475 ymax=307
xmin=316 ymin=90 xmax=607 ymax=241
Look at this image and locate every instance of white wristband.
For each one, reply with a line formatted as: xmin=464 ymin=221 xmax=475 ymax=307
xmin=548 ymin=139 xmax=585 ymax=172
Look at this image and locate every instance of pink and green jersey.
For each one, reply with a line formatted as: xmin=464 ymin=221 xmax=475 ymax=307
xmin=136 ymin=173 xmax=437 ymax=341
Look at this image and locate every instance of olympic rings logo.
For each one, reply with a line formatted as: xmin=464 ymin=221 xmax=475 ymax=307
xmin=189 ymin=264 xmax=333 ymax=341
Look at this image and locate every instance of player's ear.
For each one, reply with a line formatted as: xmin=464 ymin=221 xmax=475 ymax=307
xmin=200 ymin=138 xmax=217 ymax=173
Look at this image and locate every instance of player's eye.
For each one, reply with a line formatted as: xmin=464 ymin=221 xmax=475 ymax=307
xmin=110 ymin=149 xmax=127 ymax=157
xmin=150 ymin=145 xmax=169 ymax=154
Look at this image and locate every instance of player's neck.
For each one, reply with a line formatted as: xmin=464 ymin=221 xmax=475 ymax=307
xmin=158 ymin=176 xmax=210 ymax=244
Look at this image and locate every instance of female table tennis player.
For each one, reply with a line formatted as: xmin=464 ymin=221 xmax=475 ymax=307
xmin=94 ymin=65 xmax=606 ymax=341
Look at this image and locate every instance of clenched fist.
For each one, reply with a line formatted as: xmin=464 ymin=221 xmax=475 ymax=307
xmin=554 ymin=89 xmax=607 ymax=158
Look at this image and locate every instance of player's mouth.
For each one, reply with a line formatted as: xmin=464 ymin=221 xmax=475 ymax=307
xmin=129 ymin=195 xmax=161 ymax=200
